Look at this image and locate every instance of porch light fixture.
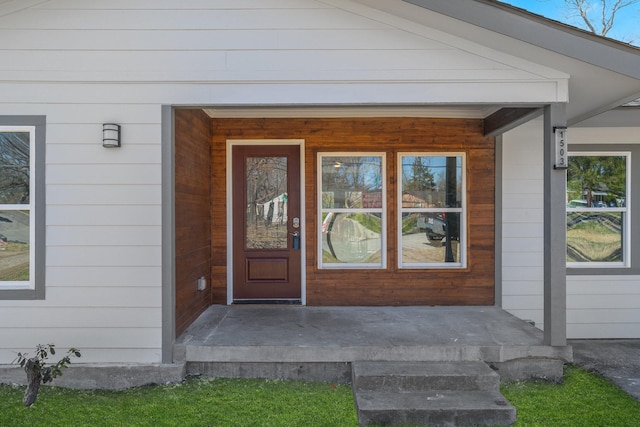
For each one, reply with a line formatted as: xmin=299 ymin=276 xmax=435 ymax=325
xmin=102 ymin=123 xmax=121 ymax=148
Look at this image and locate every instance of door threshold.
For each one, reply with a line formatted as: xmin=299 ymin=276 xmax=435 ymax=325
xmin=233 ymin=299 xmax=302 ymax=305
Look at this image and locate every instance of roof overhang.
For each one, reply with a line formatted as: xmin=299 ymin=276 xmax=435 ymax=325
xmin=349 ymin=0 xmax=640 ymax=125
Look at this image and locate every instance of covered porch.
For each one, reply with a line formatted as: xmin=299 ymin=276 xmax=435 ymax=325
xmin=175 ymin=305 xmax=572 ymax=383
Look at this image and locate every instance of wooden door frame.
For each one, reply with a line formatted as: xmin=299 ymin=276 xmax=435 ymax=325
xmin=226 ymin=139 xmax=306 ymax=305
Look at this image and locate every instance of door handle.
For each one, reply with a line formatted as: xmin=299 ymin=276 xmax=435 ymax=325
xmin=291 ymin=231 xmax=300 ymax=250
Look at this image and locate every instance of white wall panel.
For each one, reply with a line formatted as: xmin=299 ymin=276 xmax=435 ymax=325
xmin=47 ymin=185 xmax=161 ymax=205
xmin=503 ymin=224 xmax=544 ymax=238
xmin=0 ymin=9 xmax=388 ymax=31
xmin=501 ymin=119 xmax=545 ymax=331
xmin=566 ymin=275 xmax=640 ymax=337
xmin=0 ymin=328 xmax=160 ymax=350
xmin=502 ymin=237 xmax=543 ymax=253
xmin=47 ymin=206 xmax=161 ymax=226
xmin=48 ymin=145 xmax=161 ymax=164
xmin=40 ymin=287 xmax=162 ymax=308
xmin=0 ymin=348 xmax=161 ymax=364
xmin=37 ymin=0 xmax=331 ymax=9
xmin=568 ymin=324 xmax=640 ymax=339
xmin=47 ymin=165 xmax=160 ymax=186
xmin=47 ymin=226 xmax=161 ymax=246
xmin=503 ymin=266 xmax=544 ymax=281
xmin=0 ymin=29 xmax=445 ymax=50
xmin=47 ymin=246 xmax=161 ymax=267
xmin=45 ymin=123 xmax=161 ymax=145
xmin=45 ymin=266 xmax=162 ymax=288
xmin=0 ymin=307 xmax=160 ymax=328
xmin=502 ymin=252 xmax=544 ymax=267
xmin=502 ymin=280 xmax=543 ymax=296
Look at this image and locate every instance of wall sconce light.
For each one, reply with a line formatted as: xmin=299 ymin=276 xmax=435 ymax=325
xmin=102 ymin=123 xmax=121 ymax=148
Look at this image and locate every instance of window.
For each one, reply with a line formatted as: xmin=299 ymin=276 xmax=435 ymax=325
xmin=0 ymin=117 xmax=45 ymax=299
xmin=567 ymin=152 xmax=630 ymax=268
xmin=398 ymin=153 xmax=466 ymax=268
xmin=318 ymin=153 xmax=385 ymax=268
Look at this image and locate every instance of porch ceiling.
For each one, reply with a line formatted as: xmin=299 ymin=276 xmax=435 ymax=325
xmin=203 ymin=105 xmax=509 ymax=119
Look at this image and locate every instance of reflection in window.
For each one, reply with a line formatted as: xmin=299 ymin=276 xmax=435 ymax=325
xmin=0 ymin=131 xmax=30 ymax=205
xmin=318 ymin=154 xmax=385 ymax=268
xmin=245 ymin=157 xmax=288 ymax=249
xmin=0 ymin=129 xmax=33 ymax=285
xmin=567 ymin=153 xmax=629 ymax=266
xmin=398 ymin=154 xmax=465 ymax=268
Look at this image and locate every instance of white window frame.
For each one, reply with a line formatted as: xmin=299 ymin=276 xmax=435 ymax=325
xmin=566 ymin=151 xmax=631 ymax=269
xmin=317 ymin=152 xmax=386 ymax=269
xmin=397 ymin=152 xmax=467 ymax=269
xmin=0 ymin=126 xmax=36 ymax=290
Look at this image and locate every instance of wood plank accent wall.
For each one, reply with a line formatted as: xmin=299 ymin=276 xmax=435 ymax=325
xmin=175 ymin=109 xmax=213 ymax=335
xmin=211 ymin=117 xmax=495 ymax=306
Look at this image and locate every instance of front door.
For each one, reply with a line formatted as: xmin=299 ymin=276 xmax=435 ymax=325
xmin=232 ymin=144 xmax=302 ymax=301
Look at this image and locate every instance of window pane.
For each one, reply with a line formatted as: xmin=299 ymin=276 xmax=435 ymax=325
xmin=401 ymin=156 xmax=462 ymax=208
xmin=321 ymin=156 xmax=383 ymax=209
xmin=567 ymin=156 xmax=626 ymax=208
xmin=245 ymin=156 xmax=288 ymax=249
xmin=0 ymin=210 xmax=30 ymax=281
xmin=0 ymin=132 xmax=30 ymax=205
xmin=321 ymin=212 xmax=382 ymax=264
xmin=567 ymin=212 xmax=623 ymax=263
xmin=401 ymin=212 xmax=461 ymax=264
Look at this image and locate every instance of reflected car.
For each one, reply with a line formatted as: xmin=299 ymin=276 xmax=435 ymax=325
xmin=423 ymin=213 xmax=459 ymax=242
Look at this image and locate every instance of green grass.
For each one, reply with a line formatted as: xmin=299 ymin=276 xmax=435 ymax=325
xmin=0 ymin=377 xmax=357 ymax=427
xmin=2 ymin=366 xmax=640 ymax=426
xmin=501 ymin=365 xmax=640 ymax=426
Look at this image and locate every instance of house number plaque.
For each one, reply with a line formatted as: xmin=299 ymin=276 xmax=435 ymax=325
xmin=554 ymin=126 xmax=568 ymax=170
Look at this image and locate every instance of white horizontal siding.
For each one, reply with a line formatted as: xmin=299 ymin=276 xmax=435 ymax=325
xmin=501 ymin=119 xmax=545 ymax=332
xmin=47 ymin=226 xmax=161 ymax=246
xmin=0 ymin=307 xmax=160 ymax=328
xmin=502 ymin=121 xmax=640 ymax=339
xmin=0 ymin=328 xmax=161 ymax=360
xmin=567 ymin=275 xmax=640 ymax=338
xmin=47 ymin=185 xmax=161 ymax=205
xmin=0 ymin=28 xmax=443 ymax=50
xmin=45 ymin=266 xmax=162 ymax=288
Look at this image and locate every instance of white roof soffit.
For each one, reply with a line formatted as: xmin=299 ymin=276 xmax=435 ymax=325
xmin=362 ymin=0 xmax=640 ymax=125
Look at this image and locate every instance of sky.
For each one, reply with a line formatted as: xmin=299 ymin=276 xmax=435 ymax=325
xmin=499 ymin=0 xmax=639 ymax=45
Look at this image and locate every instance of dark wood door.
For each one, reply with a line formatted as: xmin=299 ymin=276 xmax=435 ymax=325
xmin=232 ymin=145 xmax=301 ymax=300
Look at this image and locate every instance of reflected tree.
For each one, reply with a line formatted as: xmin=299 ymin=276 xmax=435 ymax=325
xmin=0 ymin=132 xmax=30 ymax=205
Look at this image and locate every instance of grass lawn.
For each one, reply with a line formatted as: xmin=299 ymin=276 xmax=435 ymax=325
xmin=1 ymin=365 xmax=640 ymax=426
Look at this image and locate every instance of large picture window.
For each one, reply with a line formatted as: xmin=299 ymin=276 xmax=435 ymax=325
xmin=0 ymin=127 xmax=35 ymax=288
xmin=398 ymin=153 xmax=466 ymax=268
xmin=318 ymin=153 xmax=385 ymax=269
xmin=567 ymin=152 xmax=630 ymax=267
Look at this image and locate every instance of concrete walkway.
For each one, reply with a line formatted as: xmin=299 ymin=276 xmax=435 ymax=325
xmin=570 ymin=340 xmax=640 ymax=401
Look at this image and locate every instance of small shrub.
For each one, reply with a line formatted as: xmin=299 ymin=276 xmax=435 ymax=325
xmin=14 ymin=344 xmax=81 ymax=406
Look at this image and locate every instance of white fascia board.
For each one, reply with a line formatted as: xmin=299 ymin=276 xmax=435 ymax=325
xmin=201 ymin=81 xmax=565 ymax=106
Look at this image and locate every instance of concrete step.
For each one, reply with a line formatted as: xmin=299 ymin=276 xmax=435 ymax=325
xmin=352 ymin=361 xmax=516 ymax=426
xmin=355 ymin=390 xmax=516 ymax=427
xmin=352 ymin=361 xmax=501 ymax=392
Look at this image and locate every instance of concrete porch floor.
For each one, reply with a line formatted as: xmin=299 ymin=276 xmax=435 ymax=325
xmin=175 ymin=305 xmax=572 ymax=383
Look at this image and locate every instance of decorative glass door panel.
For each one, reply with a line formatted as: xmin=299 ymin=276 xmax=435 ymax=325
xmin=245 ymin=157 xmax=288 ymax=249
